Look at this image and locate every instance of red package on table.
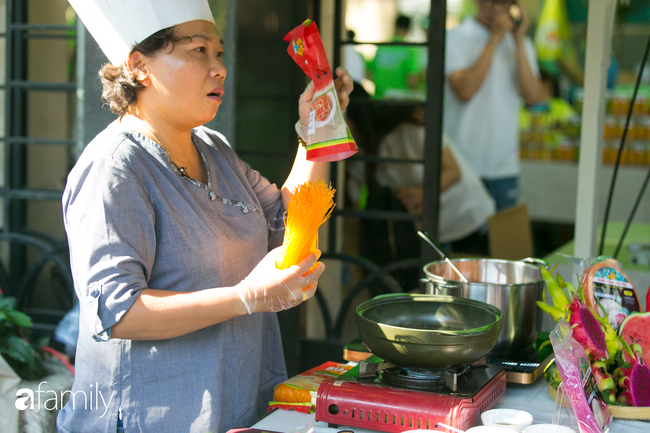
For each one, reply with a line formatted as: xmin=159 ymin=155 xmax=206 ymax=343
xmin=284 ymin=18 xmax=358 ymax=162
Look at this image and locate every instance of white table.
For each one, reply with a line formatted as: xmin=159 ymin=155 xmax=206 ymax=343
xmin=519 ymin=161 xmax=650 ymax=225
xmin=252 ymin=378 xmax=649 ymax=433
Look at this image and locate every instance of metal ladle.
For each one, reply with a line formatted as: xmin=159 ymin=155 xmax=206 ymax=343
xmin=417 ymin=230 xmax=469 ymax=283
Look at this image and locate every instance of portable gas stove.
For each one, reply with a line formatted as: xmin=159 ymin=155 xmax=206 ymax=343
xmin=315 ymin=356 xmax=506 ymax=432
xmin=486 ymin=332 xmax=554 ymax=385
xmin=344 ymin=332 xmax=553 ymax=386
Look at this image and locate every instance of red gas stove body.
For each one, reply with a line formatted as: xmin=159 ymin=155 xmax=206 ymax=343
xmin=315 ymin=369 xmax=506 ymax=432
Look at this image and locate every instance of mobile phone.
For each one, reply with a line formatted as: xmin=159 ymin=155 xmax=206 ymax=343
xmin=509 ymin=3 xmax=522 ymax=29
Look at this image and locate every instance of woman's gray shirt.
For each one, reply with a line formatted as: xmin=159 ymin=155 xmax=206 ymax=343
xmin=57 ymin=120 xmax=288 ymax=433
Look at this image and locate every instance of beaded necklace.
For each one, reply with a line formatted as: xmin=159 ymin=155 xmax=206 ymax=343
xmin=149 ymin=132 xmax=189 ymax=179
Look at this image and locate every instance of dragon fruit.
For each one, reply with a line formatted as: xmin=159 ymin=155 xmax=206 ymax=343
xmin=568 ymin=298 xmax=608 ymax=361
xmin=536 ymin=266 xmax=573 ymax=322
xmin=566 ymin=298 xmax=618 ymax=402
xmin=592 ymin=299 xmax=623 ymax=367
xmin=615 ymin=343 xmax=650 ymax=407
xmin=591 ymin=360 xmax=617 ymax=404
xmin=536 ymin=268 xmax=616 ymax=360
xmin=535 ymin=266 xmax=650 ymax=406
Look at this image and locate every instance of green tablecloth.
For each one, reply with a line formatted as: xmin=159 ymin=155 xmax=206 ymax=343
xmin=545 ymin=221 xmax=650 ymax=273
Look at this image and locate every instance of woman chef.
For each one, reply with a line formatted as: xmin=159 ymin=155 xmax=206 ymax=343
xmin=58 ymin=1 xmax=353 ymax=432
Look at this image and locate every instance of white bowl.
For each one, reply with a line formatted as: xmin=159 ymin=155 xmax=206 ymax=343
xmin=481 ymin=409 xmax=533 ymax=432
xmin=522 ymin=424 xmax=576 ymax=433
xmin=467 ymin=427 xmax=516 ymax=433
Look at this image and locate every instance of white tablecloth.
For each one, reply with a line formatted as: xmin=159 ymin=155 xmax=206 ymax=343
xmin=252 ymin=378 xmax=649 ymax=433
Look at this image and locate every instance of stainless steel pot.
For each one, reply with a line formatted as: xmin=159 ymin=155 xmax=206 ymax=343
xmin=423 ymin=258 xmax=546 ymax=353
xmin=355 ymin=293 xmax=503 ymax=370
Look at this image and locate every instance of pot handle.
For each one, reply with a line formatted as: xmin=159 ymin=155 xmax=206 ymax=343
xmin=420 ymin=278 xmax=461 ymax=296
xmin=520 ymin=257 xmax=549 ymax=268
xmin=419 ymin=278 xmax=435 ymax=294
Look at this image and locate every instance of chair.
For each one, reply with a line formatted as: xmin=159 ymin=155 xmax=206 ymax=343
xmin=0 ymin=231 xmax=75 ymax=346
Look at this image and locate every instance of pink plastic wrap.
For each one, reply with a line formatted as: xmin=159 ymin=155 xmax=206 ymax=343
xmin=550 ymin=320 xmax=611 ymax=433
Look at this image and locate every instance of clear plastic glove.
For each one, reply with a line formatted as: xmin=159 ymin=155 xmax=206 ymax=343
xmin=236 ymin=247 xmax=325 ymax=314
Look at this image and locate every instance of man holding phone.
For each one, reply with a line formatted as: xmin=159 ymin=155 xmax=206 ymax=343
xmin=444 ymin=0 xmax=543 ymax=210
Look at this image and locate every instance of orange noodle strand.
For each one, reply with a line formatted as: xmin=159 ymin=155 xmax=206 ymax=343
xmin=276 ymin=179 xmax=336 ymax=270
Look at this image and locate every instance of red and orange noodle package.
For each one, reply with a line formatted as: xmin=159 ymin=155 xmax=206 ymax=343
xmin=284 ymin=18 xmax=358 ymax=162
xmin=275 ymin=179 xmax=335 ymax=270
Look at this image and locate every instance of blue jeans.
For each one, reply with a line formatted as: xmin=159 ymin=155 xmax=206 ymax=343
xmin=482 ymin=177 xmax=519 ymax=211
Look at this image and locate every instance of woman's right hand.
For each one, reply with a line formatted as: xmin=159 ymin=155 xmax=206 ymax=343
xmin=235 ymin=247 xmax=324 ymax=314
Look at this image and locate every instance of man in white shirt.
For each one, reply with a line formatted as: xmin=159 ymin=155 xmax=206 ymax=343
xmin=444 ymin=0 xmax=542 ymax=210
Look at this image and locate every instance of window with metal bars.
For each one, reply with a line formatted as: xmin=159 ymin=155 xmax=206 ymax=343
xmin=329 ymin=0 xmax=446 ymax=274
xmin=0 ymin=0 xmax=76 ymax=339
xmin=291 ymin=0 xmax=448 ymax=373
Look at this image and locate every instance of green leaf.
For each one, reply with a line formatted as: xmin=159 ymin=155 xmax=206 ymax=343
xmin=621 ymin=336 xmax=634 ymax=357
xmin=565 ymin=282 xmax=578 ymax=299
xmin=0 ymin=296 xmax=17 ymax=311
xmin=541 ymin=267 xmax=569 ymax=312
xmin=537 ymin=301 xmax=565 ymax=321
xmin=1 ymin=335 xmax=35 ymax=363
xmin=0 ymin=296 xmax=48 ymax=380
xmin=5 ymin=310 xmax=32 ymax=328
xmin=34 ymin=335 xmax=50 ymax=349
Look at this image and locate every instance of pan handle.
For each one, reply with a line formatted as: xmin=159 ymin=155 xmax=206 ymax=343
xmin=520 ymin=257 xmax=549 ymax=268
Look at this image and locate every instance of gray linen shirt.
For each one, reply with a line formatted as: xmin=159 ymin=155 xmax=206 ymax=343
xmin=57 ymin=120 xmax=288 ymax=433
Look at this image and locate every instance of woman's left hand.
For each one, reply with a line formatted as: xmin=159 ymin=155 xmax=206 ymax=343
xmin=298 ymin=67 xmax=354 ymax=131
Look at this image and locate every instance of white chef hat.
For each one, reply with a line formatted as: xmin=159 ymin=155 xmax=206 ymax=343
xmin=68 ymin=0 xmax=215 ymax=66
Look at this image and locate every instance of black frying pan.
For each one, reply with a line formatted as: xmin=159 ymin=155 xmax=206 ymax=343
xmin=355 ymin=293 xmax=503 ymax=370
